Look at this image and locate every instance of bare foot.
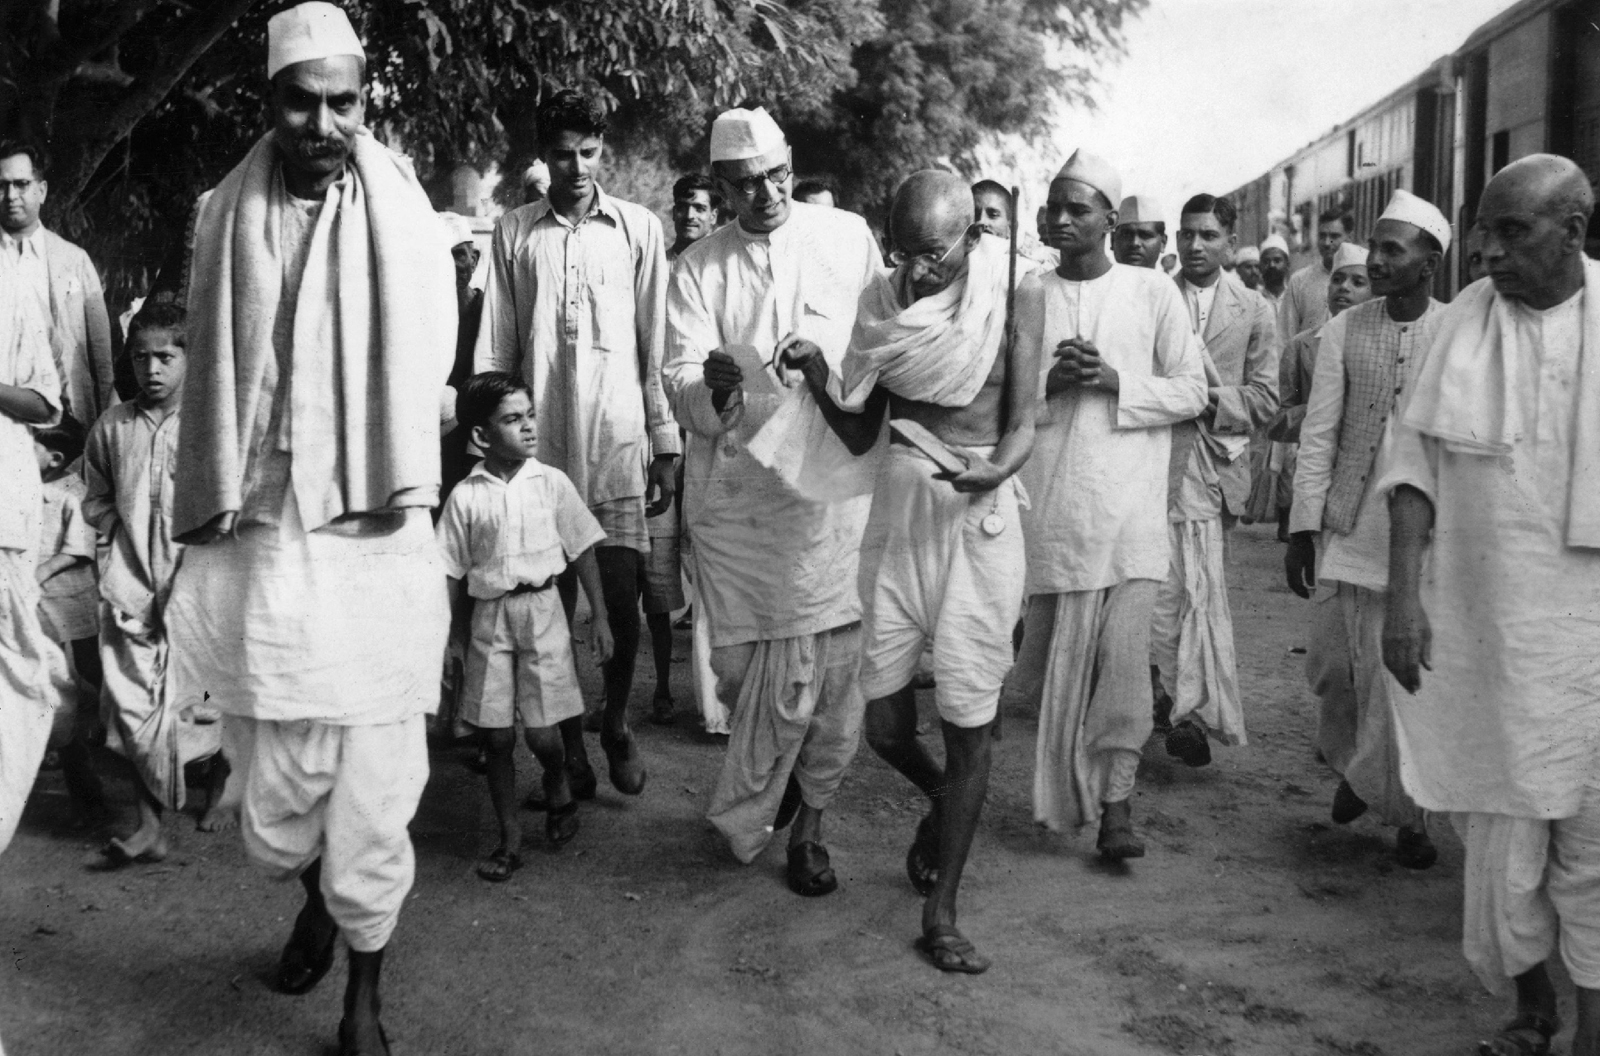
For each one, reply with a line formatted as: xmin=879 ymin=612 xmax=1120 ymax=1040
xmin=198 ymin=803 xmax=239 ymax=833
xmin=97 ymin=820 xmax=169 ymax=868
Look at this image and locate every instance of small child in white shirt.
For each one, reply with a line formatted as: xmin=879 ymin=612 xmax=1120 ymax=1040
xmin=437 ymin=372 xmax=613 ymax=882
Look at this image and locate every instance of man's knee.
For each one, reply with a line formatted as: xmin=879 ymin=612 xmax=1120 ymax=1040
xmin=863 ymin=693 xmax=914 ymax=758
xmin=596 ymin=547 xmax=642 ymax=628
xmin=523 ymin=724 xmax=562 ymax=757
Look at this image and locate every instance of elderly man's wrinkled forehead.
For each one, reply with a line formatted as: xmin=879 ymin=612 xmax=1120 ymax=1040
xmin=1481 ymin=154 xmax=1596 ymax=226
xmin=891 ymin=170 xmax=973 ymax=248
xmin=271 ymin=54 xmax=366 ymax=103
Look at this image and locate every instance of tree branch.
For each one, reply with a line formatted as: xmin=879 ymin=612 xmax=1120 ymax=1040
xmin=53 ymin=0 xmax=158 ymax=73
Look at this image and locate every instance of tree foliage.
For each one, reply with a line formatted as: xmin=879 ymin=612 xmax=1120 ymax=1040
xmin=0 ymin=0 xmax=1139 ymax=301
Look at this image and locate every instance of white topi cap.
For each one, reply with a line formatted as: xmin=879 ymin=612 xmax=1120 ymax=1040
xmin=1234 ymin=246 xmax=1261 ymax=265
xmin=709 ymin=107 xmax=787 ymax=164
xmin=1379 ymin=188 xmax=1453 ymax=254
xmin=1259 ymin=233 xmax=1290 ymax=256
xmin=1331 ymin=242 xmax=1369 ymax=272
xmin=1054 ymin=150 xmax=1122 ymax=210
xmin=440 ymin=213 xmax=475 ymax=248
xmin=268 ymin=2 xmax=365 ymax=80
xmin=1115 ymin=194 xmax=1163 ymax=228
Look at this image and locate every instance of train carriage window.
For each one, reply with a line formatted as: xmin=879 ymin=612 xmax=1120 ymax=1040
xmin=1491 ymin=130 xmax=1510 ymax=175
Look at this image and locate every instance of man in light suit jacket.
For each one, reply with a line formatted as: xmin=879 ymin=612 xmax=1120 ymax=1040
xmin=0 ymin=141 xmax=116 ymax=426
xmin=1152 ymin=192 xmax=1279 ymax=768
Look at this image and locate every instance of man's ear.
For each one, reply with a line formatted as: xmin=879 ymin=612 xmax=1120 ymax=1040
xmin=470 ymin=423 xmax=488 ymax=451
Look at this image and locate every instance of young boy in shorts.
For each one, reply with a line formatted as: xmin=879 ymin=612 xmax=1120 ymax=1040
xmin=83 ymin=304 xmax=223 ymax=863
xmin=437 ymin=372 xmax=614 ymax=881
xmin=33 ymin=416 xmax=108 ymax=825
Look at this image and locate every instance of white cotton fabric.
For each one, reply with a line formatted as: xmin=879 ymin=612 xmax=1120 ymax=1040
xmin=663 ymin=201 xmax=881 ymax=648
xmin=1290 ymin=300 xmax=1445 ymax=589
xmin=227 ymin=714 xmax=427 ymax=952
xmin=1022 ymin=581 xmax=1159 ymax=832
xmin=1279 ymin=261 xmax=1330 ymax=345
xmin=1376 ymin=286 xmax=1600 ymax=818
xmin=1380 ymin=189 xmax=1452 ymax=254
xmin=435 ymin=459 xmax=606 ymax=600
xmin=1304 ymin=584 xmax=1423 ymax=829
xmin=1454 ymin=784 xmax=1600 ymax=994
xmin=706 ymin=626 xmax=864 ymax=862
xmin=267 ymin=2 xmax=364 ymax=79
xmin=1017 ymin=265 xmax=1209 ymax=596
xmin=857 ymin=445 xmax=1025 ymax=728
xmin=460 ymin=590 xmax=583 ymax=730
xmin=709 ymin=107 xmax=786 ymax=163
xmin=1150 ymin=517 xmax=1245 ymax=745
xmin=168 ymin=496 xmax=449 ymax=726
xmin=1330 ymin=243 xmax=1368 ymax=272
xmin=1055 ymin=149 xmax=1121 ymax=208
xmin=0 ymin=551 xmax=63 ymax=854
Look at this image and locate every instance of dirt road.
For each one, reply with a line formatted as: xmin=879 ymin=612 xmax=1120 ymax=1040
xmin=2 ymin=525 xmax=1518 ymax=1055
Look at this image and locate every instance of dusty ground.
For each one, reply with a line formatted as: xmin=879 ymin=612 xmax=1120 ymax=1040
xmin=0 ymin=524 xmax=1558 ymax=1055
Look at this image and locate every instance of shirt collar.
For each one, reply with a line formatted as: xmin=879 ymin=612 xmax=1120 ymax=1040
xmin=530 ymin=186 xmax=619 ymax=230
xmin=467 ymin=457 xmax=547 ymax=486
xmin=0 ymin=225 xmax=45 ymax=258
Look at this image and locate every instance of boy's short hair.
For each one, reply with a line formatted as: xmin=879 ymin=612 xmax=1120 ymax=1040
xmin=459 ymin=372 xmax=533 ymax=434
xmin=535 ymin=89 xmax=608 ymax=153
xmin=125 ymin=302 xmax=187 ymax=351
xmin=34 ymin=414 xmax=87 ymax=465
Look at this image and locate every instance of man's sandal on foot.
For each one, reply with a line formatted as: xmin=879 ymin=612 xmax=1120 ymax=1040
xmin=915 ymin=925 xmax=991 ymax=975
xmin=546 ymin=801 xmax=579 ymax=848
xmin=276 ymin=905 xmax=338 ymax=994
xmin=338 ymin=1018 xmax=391 ymax=1056
xmin=786 ymin=841 xmax=838 ymax=897
xmin=905 ymin=813 xmax=940 ymax=897
xmin=567 ymin=755 xmax=598 ymax=801
xmin=1478 ymin=1012 xmax=1559 ymax=1056
xmin=600 ymin=727 xmax=646 ymax=795
xmin=1096 ymin=801 xmax=1145 ymax=861
xmin=1164 ymin=720 xmax=1211 ymax=767
xmin=1331 ymin=780 xmax=1369 ymax=824
xmin=475 ymin=847 xmax=523 ymax=882
xmin=1394 ymin=825 xmax=1438 ymax=870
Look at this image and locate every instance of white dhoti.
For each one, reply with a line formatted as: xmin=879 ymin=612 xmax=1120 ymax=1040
xmin=1150 ymin=517 xmax=1245 ymax=745
xmin=1454 ymin=783 xmax=1600 ymax=995
xmin=706 ymin=625 xmax=864 ymax=863
xmin=225 ymin=714 xmax=429 ymax=952
xmin=100 ymin=603 xmax=222 ymax=811
xmin=0 ymin=551 xmax=64 ymax=854
xmin=857 ymin=445 xmax=1025 ymax=727
xmin=1011 ymin=581 xmax=1158 ymax=831
xmin=1304 ymin=584 xmax=1421 ymax=828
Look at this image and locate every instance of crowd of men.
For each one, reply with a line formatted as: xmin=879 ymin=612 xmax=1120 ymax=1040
xmin=1 ymin=4 xmax=1598 ymax=1055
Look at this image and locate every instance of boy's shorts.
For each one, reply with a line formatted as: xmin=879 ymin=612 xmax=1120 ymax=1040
xmin=639 ymin=525 xmax=684 ymax=615
xmin=461 ymin=588 xmax=585 ymax=730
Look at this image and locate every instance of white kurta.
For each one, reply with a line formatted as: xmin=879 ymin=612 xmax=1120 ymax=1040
xmin=1290 ymin=302 xmax=1443 ymax=590
xmin=1376 ymin=290 xmax=1600 ymax=818
xmin=1018 ymin=265 xmax=1209 ymax=596
xmin=663 ymin=202 xmax=881 ymax=647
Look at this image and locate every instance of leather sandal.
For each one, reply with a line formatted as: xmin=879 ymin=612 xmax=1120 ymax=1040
xmin=786 ymin=841 xmax=838 ymax=897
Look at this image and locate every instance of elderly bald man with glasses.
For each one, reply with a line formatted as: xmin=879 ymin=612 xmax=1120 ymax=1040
xmin=663 ymin=107 xmax=881 ymax=900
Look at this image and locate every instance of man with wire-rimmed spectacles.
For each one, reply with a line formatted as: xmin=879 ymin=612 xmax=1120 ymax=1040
xmin=782 ymin=169 xmax=1042 ymax=975
xmin=663 ymin=106 xmax=882 ymax=900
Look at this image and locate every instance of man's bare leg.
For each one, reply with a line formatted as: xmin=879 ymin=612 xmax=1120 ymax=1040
xmin=1479 ymin=963 xmax=1560 ymax=1055
xmin=525 ymin=726 xmax=577 ymax=847
xmin=785 ymin=802 xmax=838 ymax=896
xmin=593 ymin=548 xmax=645 ymax=787
xmin=646 ymin=610 xmax=675 ymax=724
xmin=865 ymin=687 xmax=992 ymax=971
xmin=340 ymin=947 xmax=386 ymax=1056
xmin=1574 ymin=984 xmax=1600 ymax=1056
xmin=102 ymin=755 xmax=168 ymax=862
xmin=277 ymin=859 xmax=339 ymax=994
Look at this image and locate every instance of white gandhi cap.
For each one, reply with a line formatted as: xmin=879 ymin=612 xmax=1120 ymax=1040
xmin=1054 ymin=150 xmax=1122 ymax=210
xmin=440 ymin=213 xmax=475 ymax=248
xmin=1331 ymin=242 xmax=1369 ymax=272
xmin=1379 ymin=188 xmax=1453 ymax=254
xmin=710 ymin=107 xmax=786 ymax=164
xmin=268 ymin=2 xmax=365 ymax=80
xmin=1259 ymin=233 xmax=1290 ymax=256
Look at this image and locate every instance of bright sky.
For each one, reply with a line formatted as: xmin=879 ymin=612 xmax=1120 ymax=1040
xmin=1005 ymin=0 xmax=1525 ymax=223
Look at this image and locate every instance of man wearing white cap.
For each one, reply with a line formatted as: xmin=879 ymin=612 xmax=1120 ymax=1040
xmin=1152 ymin=193 xmax=1279 ymax=767
xmin=1378 ymin=156 xmax=1600 ymax=1056
xmin=1112 ymin=194 xmax=1167 ymax=269
xmin=1259 ymin=234 xmax=1291 ymax=311
xmin=1234 ymin=246 xmax=1262 ymax=290
xmin=1285 ymin=190 xmax=1449 ymax=871
xmin=477 ymin=87 xmax=678 ymax=797
xmin=1003 ymin=149 xmax=1208 ymax=861
xmin=164 ymin=5 xmax=455 ymax=1053
xmin=440 ymin=212 xmax=483 ymax=497
xmin=664 ymin=107 xmax=881 ymax=895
